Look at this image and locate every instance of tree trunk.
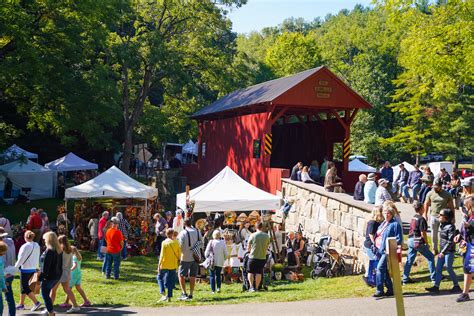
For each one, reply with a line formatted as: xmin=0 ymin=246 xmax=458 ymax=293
xmin=121 ymin=124 xmax=133 ymax=174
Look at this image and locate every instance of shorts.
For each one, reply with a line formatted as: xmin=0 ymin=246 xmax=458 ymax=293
xmin=179 ymin=261 xmax=199 ymax=277
xmin=70 ymin=274 xmax=81 ymax=287
xmin=20 ymin=272 xmax=35 ymax=295
xmin=248 ymin=258 xmax=266 ymax=274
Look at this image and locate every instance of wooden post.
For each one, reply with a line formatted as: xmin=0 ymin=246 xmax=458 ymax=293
xmin=386 ymin=237 xmax=405 ymax=316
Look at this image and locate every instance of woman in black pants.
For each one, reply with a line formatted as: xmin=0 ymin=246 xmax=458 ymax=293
xmin=40 ymin=232 xmax=63 ymax=316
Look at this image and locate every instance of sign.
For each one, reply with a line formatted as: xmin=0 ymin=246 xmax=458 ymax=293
xmin=315 ymin=81 xmax=332 ymax=99
xmin=264 ymin=133 xmax=272 ymax=155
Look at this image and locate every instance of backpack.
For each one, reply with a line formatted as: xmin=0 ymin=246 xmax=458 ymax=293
xmin=187 ymin=229 xmax=204 ymax=263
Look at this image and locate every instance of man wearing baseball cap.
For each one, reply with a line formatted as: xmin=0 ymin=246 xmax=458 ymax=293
xmin=424 ymin=178 xmax=455 ymax=254
xmin=375 ymin=178 xmax=393 ymax=206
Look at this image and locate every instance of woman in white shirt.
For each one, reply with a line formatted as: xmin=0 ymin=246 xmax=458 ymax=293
xmin=205 ymin=230 xmax=228 ymax=293
xmin=301 ymin=166 xmax=316 ymax=184
xmin=14 ymin=230 xmax=42 ymax=311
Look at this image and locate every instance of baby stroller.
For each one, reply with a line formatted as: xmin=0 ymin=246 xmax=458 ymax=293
xmin=309 ymin=235 xmax=346 ymax=278
xmin=241 ymin=252 xmax=269 ymax=291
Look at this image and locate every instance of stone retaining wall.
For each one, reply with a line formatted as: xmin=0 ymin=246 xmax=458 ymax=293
xmin=281 ymin=179 xmax=374 ymax=272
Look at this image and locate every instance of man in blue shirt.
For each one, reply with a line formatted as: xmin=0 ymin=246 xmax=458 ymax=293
xmin=403 ymin=164 xmax=423 ymax=203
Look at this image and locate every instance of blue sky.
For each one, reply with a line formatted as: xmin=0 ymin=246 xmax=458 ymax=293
xmin=227 ymin=0 xmax=374 ymax=34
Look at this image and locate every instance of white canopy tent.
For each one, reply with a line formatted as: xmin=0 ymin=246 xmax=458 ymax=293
xmin=65 ymin=166 xmax=157 ymax=200
xmin=348 ymin=158 xmax=376 ymax=172
xmin=349 ymin=155 xmax=367 ymax=160
xmin=45 ymin=152 xmax=98 ymax=172
xmin=182 ymin=140 xmax=198 ymax=156
xmin=176 ymin=166 xmax=281 ymax=212
xmin=2 ymin=144 xmax=38 ymax=160
xmin=392 ymin=161 xmax=416 ymax=181
xmin=0 ymin=160 xmax=54 ymax=199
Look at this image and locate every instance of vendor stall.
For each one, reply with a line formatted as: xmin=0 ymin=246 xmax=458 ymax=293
xmin=65 ymin=166 xmax=158 ymax=255
xmin=45 ymin=152 xmax=98 ymax=172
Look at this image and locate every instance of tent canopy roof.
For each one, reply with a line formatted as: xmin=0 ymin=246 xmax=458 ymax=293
xmin=0 ymin=159 xmax=51 ymax=174
xmin=176 ymin=166 xmax=281 ymax=212
xmin=392 ymin=161 xmax=416 ymax=181
xmin=65 ymin=166 xmax=157 ymax=200
xmin=45 ymin=152 xmax=98 ymax=172
xmin=348 ymin=158 xmax=376 ymax=173
xmin=2 ymin=144 xmax=38 ymax=159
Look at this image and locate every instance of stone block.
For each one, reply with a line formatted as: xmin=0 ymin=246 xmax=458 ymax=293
xmin=346 ymin=230 xmax=354 ymax=247
xmin=313 ymin=194 xmax=321 ymax=204
xmin=318 ymin=205 xmax=327 ymax=222
xmin=319 ymin=222 xmax=329 ymax=235
xmin=353 ymin=232 xmax=362 ymax=248
xmin=327 ymin=208 xmax=335 ymax=223
xmin=340 ymin=203 xmax=349 ymax=213
xmin=335 ymin=211 xmax=342 ymax=226
xmin=328 ymin=224 xmax=338 ymax=240
xmin=337 ymin=227 xmax=347 ymax=245
xmin=321 ymin=196 xmax=328 ymax=208
xmin=328 ymin=198 xmax=340 ymax=211
xmin=357 ymin=217 xmax=366 ymax=236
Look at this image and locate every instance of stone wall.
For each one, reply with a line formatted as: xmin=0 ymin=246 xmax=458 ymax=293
xmin=280 ymin=179 xmax=374 ymax=272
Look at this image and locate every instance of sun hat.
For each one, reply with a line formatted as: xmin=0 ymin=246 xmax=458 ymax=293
xmin=378 ymin=178 xmax=389 ymax=185
xmin=367 ymin=173 xmax=376 ymax=181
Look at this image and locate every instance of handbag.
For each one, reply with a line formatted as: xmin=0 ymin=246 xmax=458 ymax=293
xmin=187 ymin=229 xmax=204 ymax=263
xmin=28 ymin=272 xmax=41 ymax=295
xmin=202 ymin=241 xmax=215 ymax=269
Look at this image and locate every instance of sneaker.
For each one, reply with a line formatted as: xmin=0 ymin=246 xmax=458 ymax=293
xmin=216 ymin=288 xmax=221 ymax=293
xmin=31 ymin=302 xmax=42 ymax=311
xmin=66 ymin=306 xmax=80 ymax=313
xmin=177 ymin=293 xmax=188 ymax=301
xmin=456 ymin=293 xmax=470 ymax=303
xmin=186 ymin=294 xmax=193 ymax=301
xmin=384 ymin=291 xmax=394 ymax=297
xmin=402 ymin=278 xmax=414 ymax=285
xmin=158 ymin=295 xmax=168 ymax=302
xmin=16 ymin=304 xmax=25 ymax=310
xmin=80 ymin=300 xmax=91 ymax=307
xmin=248 ymin=287 xmax=256 ymax=293
xmin=450 ymin=285 xmax=462 ymax=294
xmin=211 ymin=291 xmax=215 ymax=294
xmin=425 ymin=286 xmax=439 ymax=293
xmin=59 ymin=303 xmax=72 ymax=308
xmin=373 ymin=292 xmax=384 ymax=298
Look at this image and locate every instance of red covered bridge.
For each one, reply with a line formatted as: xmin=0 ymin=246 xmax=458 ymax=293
xmin=182 ymin=66 xmax=372 ymax=194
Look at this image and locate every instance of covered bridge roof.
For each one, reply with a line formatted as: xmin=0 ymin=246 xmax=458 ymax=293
xmin=192 ymin=66 xmax=372 ymax=120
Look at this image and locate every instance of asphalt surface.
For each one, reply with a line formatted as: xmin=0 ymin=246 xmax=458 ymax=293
xmin=16 ymin=292 xmax=473 ymax=315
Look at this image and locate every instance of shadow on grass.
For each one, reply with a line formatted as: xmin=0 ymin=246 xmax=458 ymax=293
xmin=20 ymin=305 xmax=138 ymax=315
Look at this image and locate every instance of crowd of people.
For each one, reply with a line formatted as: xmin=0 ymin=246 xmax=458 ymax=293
xmin=362 ymin=195 xmax=473 ymax=303
xmin=290 ymin=158 xmax=344 ymax=193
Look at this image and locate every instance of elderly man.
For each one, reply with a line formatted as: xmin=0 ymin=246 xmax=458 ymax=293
xmin=97 ymin=211 xmax=109 ymax=260
xmin=104 ymin=217 xmax=124 ymax=280
xmin=354 ymin=174 xmax=367 ymax=201
xmin=424 ymin=178 xmax=454 ymax=254
xmin=364 ymin=173 xmax=377 ymax=204
xmin=375 ymin=179 xmax=392 ymax=206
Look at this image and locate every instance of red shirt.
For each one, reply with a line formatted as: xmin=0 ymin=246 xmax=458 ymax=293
xmin=28 ymin=213 xmax=42 ymax=230
xmin=105 ymin=227 xmax=124 ymax=254
xmin=98 ymin=217 xmax=107 ymax=240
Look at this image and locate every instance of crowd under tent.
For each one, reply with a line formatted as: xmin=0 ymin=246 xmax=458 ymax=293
xmin=348 ymin=158 xmax=376 ymax=173
xmin=1 ymin=144 xmax=38 ymax=160
xmin=176 ymin=166 xmax=281 ymax=213
xmin=45 ymin=152 xmax=98 ymax=172
xmin=0 ymin=159 xmax=54 ymax=200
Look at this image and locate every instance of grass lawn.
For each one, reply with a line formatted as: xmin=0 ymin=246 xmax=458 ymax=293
xmin=0 ymin=198 xmax=64 ymax=224
xmin=9 ymin=249 xmax=465 ymax=308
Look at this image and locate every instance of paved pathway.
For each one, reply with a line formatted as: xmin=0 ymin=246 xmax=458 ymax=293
xmin=16 ymin=292 xmax=473 ymax=315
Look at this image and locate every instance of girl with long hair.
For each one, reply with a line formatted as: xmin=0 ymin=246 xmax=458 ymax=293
xmin=40 ymin=232 xmax=63 ymax=316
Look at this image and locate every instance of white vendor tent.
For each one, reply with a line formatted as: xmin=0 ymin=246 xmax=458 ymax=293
xmin=182 ymin=140 xmax=198 ymax=156
xmin=0 ymin=160 xmax=54 ymax=199
xmin=176 ymin=166 xmax=281 ymax=212
xmin=2 ymin=144 xmax=38 ymax=160
xmin=348 ymin=158 xmax=376 ymax=172
xmin=428 ymin=161 xmax=453 ymax=177
xmin=65 ymin=166 xmax=157 ymax=200
xmin=393 ymin=161 xmax=416 ymax=181
xmin=45 ymin=152 xmax=98 ymax=172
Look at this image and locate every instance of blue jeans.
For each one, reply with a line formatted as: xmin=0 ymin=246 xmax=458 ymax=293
xmin=364 ymin=246 xmax=377 ymax=277
xmin=102 ymin=254 xmax=109 ymax=273
xmin=4 ymin=276 xmax=15 ymax=316
xmin=41 ymin=279 xmax=59 ymax=312
xmin=209 ymin=266 xmax=223 ymax=292
xmin=98 ymin=238 xmax=105 ymax=259
xmin=434 ymin=252 xmax=458 ymax=287
xmin=105 ymin=253 xmax=121 ymax=279
xmin=157 ymin=270 xmax=176 ymax=298
xmin=403 ymin=183 xmax=421 ymax=199
xmin=375 ymin=254 xmax=393 ymax=294
xmin=403 ymin=238 xmax=436 ymax=283
xmin=121 ymin=240 xmax=127 ymax=259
